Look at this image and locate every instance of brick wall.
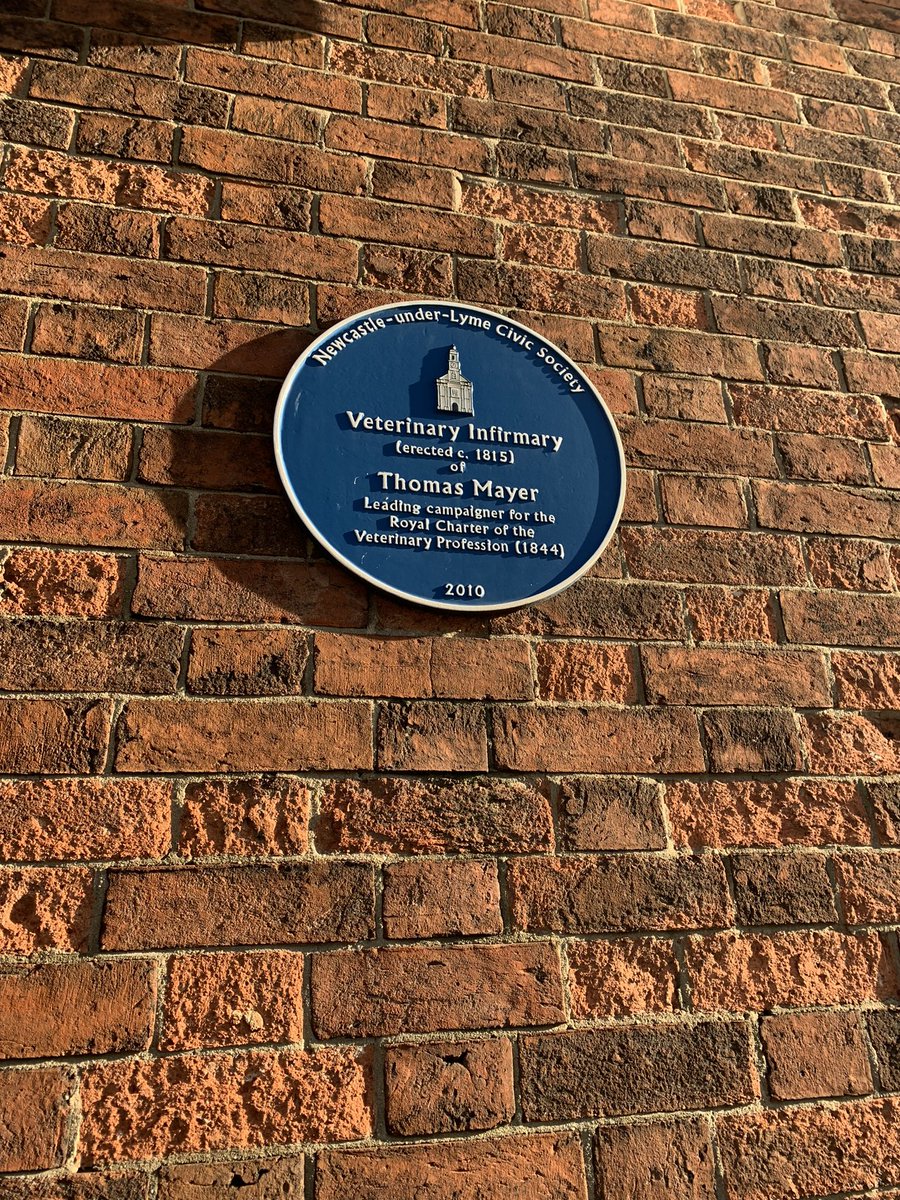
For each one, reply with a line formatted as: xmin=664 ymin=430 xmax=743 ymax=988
xmin=1 ymin=0 xmax=900 ymax=1194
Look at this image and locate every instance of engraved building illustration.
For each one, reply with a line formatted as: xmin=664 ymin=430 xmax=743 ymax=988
xmin=436 ymin=345 xmax=474 ymax=415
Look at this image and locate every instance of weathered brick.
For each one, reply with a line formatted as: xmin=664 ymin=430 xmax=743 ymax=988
xmin=755 ymin=480 xmax=900 ymax=538
xmin=622 ymin=416 xmax=776 ymax=476
xmin=494 ymin=705 xmax=704 ymax=772
xmin=684 ymin=587 xmax=777 ymax=642
xmin=187 ymin=627 xmax=309 ymax=697
xmin=622 ymin=528 xmax=807 ymax=585
xmin=868 ymin=1010 xmax=900 ymax=1090
xmin=595 ymin=1119 xmax=716 ymax=1200
xmin=313 ymin=941 xmax=565 ymax=1037
xmin=30 ymin=307 xmax=144 ymax=367
xmin=316 ymin=1134 xmax=587 ymax=1200
xmin=0 ymin=547 xmax=125 ymax=617
xmin=557 ymin=776 xmax=667 ymax=851
xmin=384 ymin=1038 xmax=514 ymax=1135
xmin=666 ymin=779 xmax=868 ymax=849
xmin=315 ymin=632 xmax=533 ymax=699
xmin=0 ymin=697 xmax=111 ymax=774
xmin=132 ymin=554 xmax=368 ymax=627
xmin=179 ymin=776 xmax=310 ymax=858
xmin=158 ymin=1159 xmax=304 ymax=1200
xmin=730 ymin=384 xmax=891 ymax=440
xmin=0 ymin=354 xmax=196 ymax=422
xmin=162 ymin=951 xmax=305 ymax=1050
xmin=139 ymin=426 xmax=279 ymax=490
xmin=103 ymin=863 xmax=374 ymax=950
xmin=492 ymin=579 xmax=684 ymax=639
xmin=520 ymin=1020 xmax=755 ymax=1120
xmin=835 ymin=851 xmax=900 ymax=922
xmin=777 ymin=431 xmax=869 ymax=486
xmin=511 ymin=855 xmax=730 ymax=933
xmin=377 ymin=701 xmax=487 ymax=771
xmin=382 ymin=860 xmax=502 ymax=938
xmin=644 ymin=646 xmax=830 ymax=706
xmin=534 ymin=642 xmax=637 ymax=702
xmin=661 ymin=474 xmax=748 ymax=528
xmin=316 ymin=776 xmax=554 ymax=855
xmin=703 ymin=707 xmax=804 ymax=772
xmin=762 ymin=1012 xmax=872 ymax=1100
xmin=717 ymin=1099 xmax=900 ymax=1200
xmin=687 ymin=931 xmax=894 ymax=1009
xmin=783 ymin=589 xmax=900 ymax=646
xmin=16 ymin=412 xmax=133 ymax=481
xmin=0 ymin=620 xmax=183 ymax=693
xmin=0 ymin=868 xmax=93 ymax=954
xmin=0 ymin=959 xmax=155 ymax=1058
xmin=731 ymin=850 xmax=836 ymax=925
xmin=0 ymin=1067 xmax=73 ymax=1171
xmin=80 ymin=1048 xmax=371 ymax=1163
xmin=568 ymin=937 xmax=678 ymax=1018
xmin=803 ymin=711 xmax=900 ymax=775
xmin=0 ymin=777 xmax=170 ymax=861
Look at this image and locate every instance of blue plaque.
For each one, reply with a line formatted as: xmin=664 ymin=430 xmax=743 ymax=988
xmin=274 ymin=302 xmax=625 ymax=612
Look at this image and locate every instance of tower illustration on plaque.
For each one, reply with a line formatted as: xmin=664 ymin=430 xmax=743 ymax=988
xmin=436 ymin=345 xmax=474 ymax=415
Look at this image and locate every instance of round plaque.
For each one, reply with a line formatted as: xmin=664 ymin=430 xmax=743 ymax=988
xmin=274 ymin=301 xmax=625 ymax=612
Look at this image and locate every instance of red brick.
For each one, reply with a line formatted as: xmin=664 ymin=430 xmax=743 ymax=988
xmin=782 ymin=590 xmax=900 ymax=646
xmin=0 ymin=1067 xmax=72 ymax=1171
xmin=314 ymin=632 xmax=532 ymax=700
xmin=0 ymin=354 xmax=196 ymax=422
xmin=57 ymin=0 xmax=238 ymax=47
xmin=159 ymin=1159 xmax=303 ymax=1200
xmin=860 ymin=310 xmax=900 ymax=352
xmin=685 ymin=587 xmax=777 ymax=642
xmin=377 ymin=701 xmax=487 ymax=771
xmin=755 ymin=480 xmax=900 ymax=538
xmin=534 ymin=642 xmax=637 ymax=702
xmin=382 ymin=860 xmax=502 ymax=938
xmin=836 ymin=851 xmax=900 ymax=923
xmin=85 ymin=30 xmax=181 ymax=78
xmin=0 ymin=868 xmax=93 ymax=954
xmin=778 ymin=431 xmax=869 ymax=485
xmin=0 ymin=959 xmax=156 ymax=1058
xmin=520 ymin=1021 xmax=755 ymax=1121
xmin=0 ymin=619 xmax=182 ymax=693
xmin=371 ymin=160 xmax=459 ymax=208
xmin=717 ymin=1099 xmax=900 ymax=1200
xmin=0 ymin=479 xmax=186 ymax=551
xmin=162 ymin=950 xmax=305 ymax=1051
xmin=631 ymin=284 xmax=708 ymax=329
xmin=661 ymin=474 xmax=748 ymax=527
xmin=701 ymin=211 xmax=842 ymax=264
xmin=803 ymin=711 xmax=900 ymax=775
xmin=0 ymin=696 xmax=111 ymax=773
xmin=842 ymin=350 xmax=900 ymax=398
xmin=164 ymin=215 xmax=358 ymax=281
xmin=54 ymin=202 xmax=160 ymax=258
xmin=187 ymin=627 xmax=309 ymax=697
xmin=384 ymin=1038 xmax=514 ymax=1135
xmin=666 ymin=779 xmax=869 ymax=849
xmin=595 ymin=1118 xmax=716 ymax=1200
xmin=732 ymin=384 xmax=890 ymax=439
xmin=833 ymin=651 xmax=900 ymax=708
xmin=219 ymin=181 xmax=311 ymax=230
xmin=643 ymin=375 xmax=727 ymax=422
xmin=316 ymin=1134 xmax=587 ymax=1200
xmin=568 ymin=937 xmax=678 ymax=1018
xmin=622 ymin=468 xmax=658 ymax=521
xmin=806 ymin=537 xmax=894 ymax=592
xmin=16 ymin=414 xmax=132 ymax=481
xmin=732 ymin=850 xmax=836 ymax=924
xmin=148 ymin=315 xmax=307 ymax=378
xmin=132 ymin=554 xmax=368 ymax=627
xmin=0 ymin=777 xmax=170 ymax=861
xmin=510 ymin=855 xmax=730 ymax=934
xmin=179 ymin=776 xmax=309 ymax=858
xmin=0 ymin=547 xmax=125 ymax=617
xmin=311 ymin=942 xmax=565 ymax=1037
xmin=557 ymin=777 xmax=667 ymax=851
xmin=316 ymin=775 xmax=554 ymax=855
xmin=465 ymin=264 xmax=619 ymax=319
xmin=81 ymin=1048 xmax=371 ymax=1164
xmin=762 ymin=343 xmax=841 ymax=389
xmin=703 ymin=708 xmax=804 ymax=772
xmin=115 ymin=698 xmax=373 ymax=773
xmin=871 ymin=442 xmax=900 ymax=489
xmin=622 ymin=528 xmax=807 ymax=585
xmin=494 ymin=705 xmax=704 ymax=772
xmin=687 ymin=931 xmax=895 ymax=1010
xmin=762 ymin=1012 xmax=872 ymax=1100
xmin=621 ymin=417 xmax=776 ymax=476
xmin=76 ymin=111 xmax=173 ymax=163
xmin=463 ymin=180 xmax=619 ymax=231
xmin=103 ymin=863 xmax=374 ymax=950
xmin=213 ymin=271 xmax=310 ymax=323
xmin=139 ymin=427 xmax=278 ymax=491
xmin=642 ymin=646 xmax=830 ymax=705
